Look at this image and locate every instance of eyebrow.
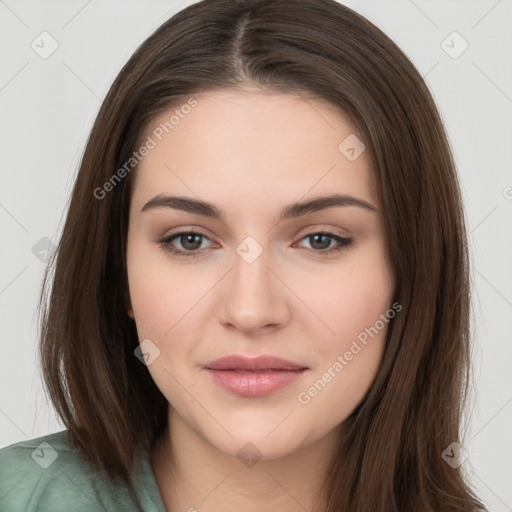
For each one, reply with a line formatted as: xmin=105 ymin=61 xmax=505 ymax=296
xmin=140 ymin=193 xmax=377 ymax=220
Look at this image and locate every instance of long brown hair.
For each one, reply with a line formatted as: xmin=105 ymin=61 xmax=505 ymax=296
xmin=38 ymin=0 xmax=487 ymax=510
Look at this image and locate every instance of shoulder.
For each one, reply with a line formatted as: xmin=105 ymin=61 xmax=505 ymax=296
xmin=0 ymin=430 xmax=141 ymax=512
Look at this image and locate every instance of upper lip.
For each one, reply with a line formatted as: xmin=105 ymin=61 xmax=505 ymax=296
xmin=204 ymin=355 xmax=308 ymax=371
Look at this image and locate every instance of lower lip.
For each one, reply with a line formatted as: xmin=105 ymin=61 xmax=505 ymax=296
xmin=206 ymin=369 xmax=307 ymax=397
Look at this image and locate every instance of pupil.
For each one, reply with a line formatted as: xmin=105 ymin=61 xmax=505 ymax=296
xmin=182 ymin=234 xmax=201 ymax=250
xmin=312 ymin=234 xmax=329 ymax=249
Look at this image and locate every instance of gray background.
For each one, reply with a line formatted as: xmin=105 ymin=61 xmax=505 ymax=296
xmin=1 ymin=0 xmax=511 ymax=510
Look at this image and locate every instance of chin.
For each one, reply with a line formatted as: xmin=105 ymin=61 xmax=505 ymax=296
xmin=199 ymin=419 xmax=313 ymax=463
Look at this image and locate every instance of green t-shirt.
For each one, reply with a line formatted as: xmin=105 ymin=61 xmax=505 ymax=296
xmin=0 ymin=430 xmax=167 ymax=511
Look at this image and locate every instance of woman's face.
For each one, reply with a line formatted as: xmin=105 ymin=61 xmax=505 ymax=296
xmin=126 ymin=87 xmax=395 ymax=460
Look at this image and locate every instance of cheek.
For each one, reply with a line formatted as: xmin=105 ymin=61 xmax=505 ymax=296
xmin=293 ymin=244 xmax=394 ymax=346
xmin=334 ymin=266 xmax=393 ymax=342
xmin=293 ymin=244 xmax=393 ymax=412
xmin=126 ymin=245 xmax=203 ymax=404
xmin=126 ymin=241 xmax=208 ymax=338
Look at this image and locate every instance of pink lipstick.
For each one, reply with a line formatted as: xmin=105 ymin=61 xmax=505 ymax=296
xmin=204 ymin=355 xmax=308 ymax=397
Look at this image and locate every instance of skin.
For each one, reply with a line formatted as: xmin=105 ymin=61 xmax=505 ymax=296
xmin=125 ymin=84 xmax=395 ymax=512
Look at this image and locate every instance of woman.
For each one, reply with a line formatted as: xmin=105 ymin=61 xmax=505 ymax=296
xmin=0 ymin=0 xmax=487 ymax=510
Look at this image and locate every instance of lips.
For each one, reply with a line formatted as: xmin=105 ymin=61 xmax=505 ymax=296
xmin=204 ymin=355 xmax=308 ymax=397
xmin=204 ymin=355 xmax=307 ymax=372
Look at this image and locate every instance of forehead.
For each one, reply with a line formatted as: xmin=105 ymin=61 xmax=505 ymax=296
xmin=130 ymin=88 xmax=378 ymax=211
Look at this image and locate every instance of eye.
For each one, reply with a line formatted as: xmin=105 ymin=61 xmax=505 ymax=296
xmin=158 ymin=230 xmax=214 ymax=257
xmin=157 ymin=230 xmax=353 ymax=257
xmin=294 ymin=232 xmax=353 ymax=255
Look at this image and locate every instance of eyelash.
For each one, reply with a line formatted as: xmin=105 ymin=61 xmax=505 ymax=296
xmin=157 ymin=229 xmax=353 ymax=258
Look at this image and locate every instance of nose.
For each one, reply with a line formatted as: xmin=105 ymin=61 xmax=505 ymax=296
xmin=217 ymin=243 xmax=291 ymax=334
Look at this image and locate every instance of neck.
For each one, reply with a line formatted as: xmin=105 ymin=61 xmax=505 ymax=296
xmin=150 ymin=408 xmax=340 ymax=512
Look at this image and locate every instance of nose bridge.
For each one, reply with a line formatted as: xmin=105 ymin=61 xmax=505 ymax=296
xmin=233 ymin=238 xmax=269 ymax=293
xmin=218 ymin=234 xmax=289 ymax=331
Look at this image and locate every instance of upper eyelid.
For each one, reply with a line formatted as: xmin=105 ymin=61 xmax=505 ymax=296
xmin=162 ymin=222 xmax=350 ymax=237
